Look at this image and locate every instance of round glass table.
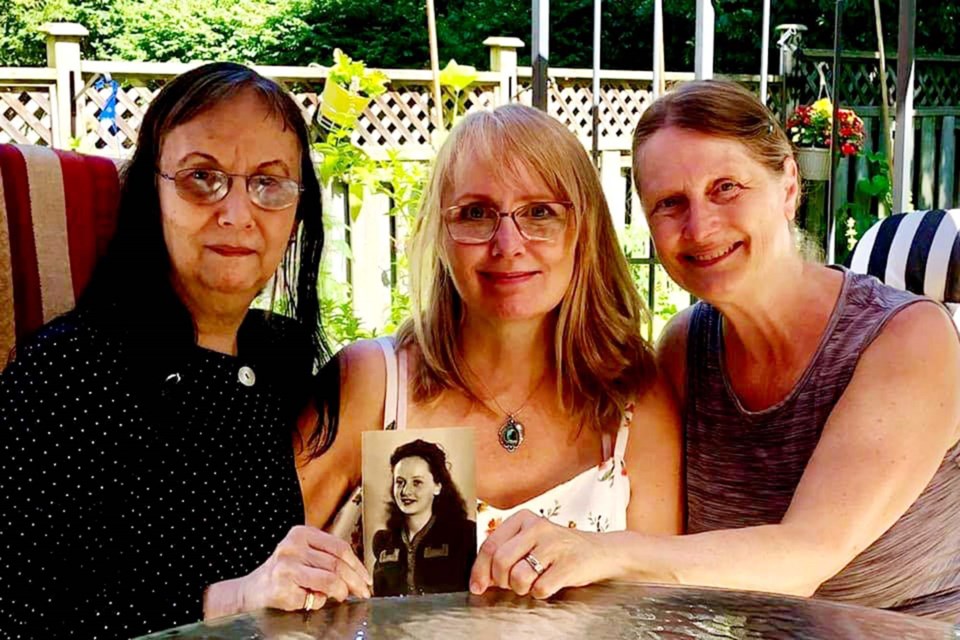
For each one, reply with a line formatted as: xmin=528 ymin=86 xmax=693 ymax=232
xmin=138 ymin=582 xmax=959 ymax=639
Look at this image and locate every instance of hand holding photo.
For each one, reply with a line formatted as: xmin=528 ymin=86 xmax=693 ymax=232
xmin=362 ymin=428 xmax=476 ymax=597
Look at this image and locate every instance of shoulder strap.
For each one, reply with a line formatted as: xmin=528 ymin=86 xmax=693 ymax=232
xmin=396 ymin=347 xmax=408 ymax=431
xmin=604 ymin=402 xmax=634 ymax=460
xmin=374 ymin=337 xmax=398 ymax=430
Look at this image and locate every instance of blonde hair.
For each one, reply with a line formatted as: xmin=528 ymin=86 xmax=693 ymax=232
xmin=396 ymin=104 xmax=656 ymax=433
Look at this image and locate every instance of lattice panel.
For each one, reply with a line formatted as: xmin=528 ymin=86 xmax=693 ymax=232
xmin=0 ymin=89 xmax=54 ymax=146
xmin=519 ymin=79 xmax=663 ymax=143
xmin=292 ymin=88 xmax=323 ymax=128
xmin=351 ymin=83 xmax=498 ymax=150
xmin=599 ymin=81 xmax=654 ymax=139
xmin=68 ymin=72 xmax=793 ymax=157
xmin=77 ymin=79 xmax=164 ymax=155
xmin=795 ymin=53 xmax=960 ymax=108
xmin=549 ymin=81 xmax=595 ymax=138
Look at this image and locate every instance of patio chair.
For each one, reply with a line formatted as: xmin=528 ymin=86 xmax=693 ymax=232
xmin=0 ymin=143 xmax=120 ymax=370
xmin=848 ymin=208 xmax=960 ymax=327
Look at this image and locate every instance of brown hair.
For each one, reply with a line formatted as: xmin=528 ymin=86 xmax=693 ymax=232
xmin=397 ymin=104 xmax=656 ymax=434
xmin=631 ymin=79 xmax=798 ymax=200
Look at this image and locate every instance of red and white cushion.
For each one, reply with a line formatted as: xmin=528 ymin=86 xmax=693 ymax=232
xmin=0 ymin=144 xmax=120 ymax=367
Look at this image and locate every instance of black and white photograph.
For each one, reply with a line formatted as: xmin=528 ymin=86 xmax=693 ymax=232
xmin=362 ymin=427 xmax=476 ymax=597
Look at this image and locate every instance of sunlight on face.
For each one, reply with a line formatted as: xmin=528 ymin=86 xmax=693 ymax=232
xmin=157 ymin=88 xmax=301 ymax=307
xmin=440 ymin=152 xmax=577 ymax=322
xmin=635 ymin=127 xmax=798 ymax=303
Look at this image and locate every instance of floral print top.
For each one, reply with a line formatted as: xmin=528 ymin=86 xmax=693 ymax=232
xmin=475 ymin=413 xmax=632 ymax=547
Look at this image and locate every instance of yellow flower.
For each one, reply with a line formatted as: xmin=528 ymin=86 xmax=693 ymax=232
xmin=812 ymin=98 xmax=833 ymax=120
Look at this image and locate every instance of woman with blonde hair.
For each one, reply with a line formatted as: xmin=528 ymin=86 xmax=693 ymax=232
xmin=298 ymin=103 xmax=682 ymax=597
xmin=475 ymin=80 xmax=960 ymax=621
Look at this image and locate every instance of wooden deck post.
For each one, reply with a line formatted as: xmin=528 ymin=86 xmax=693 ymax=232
xmin=892 ymin=0 xmax=916 ymax=213
xmin=694 ymin=0 xmax=715 ymax=80
xmin=39 ymin=22 xmax=88 ymax=149
xmin=484 ymin=37 xmax=525 ymax=107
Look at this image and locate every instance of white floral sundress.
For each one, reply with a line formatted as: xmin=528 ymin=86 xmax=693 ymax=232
xmin=327 ymin=337 xmax=633 ymax=554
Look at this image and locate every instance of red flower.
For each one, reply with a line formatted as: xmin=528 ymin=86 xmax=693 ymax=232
xmin=841 ymin=142 xmax=857 ymax=156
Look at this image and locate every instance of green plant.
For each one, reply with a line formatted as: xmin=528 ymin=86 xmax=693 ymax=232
xmin=836 ymin=149 xmax=893 ymax=262
xmin=312 ymin=83 xmax=426 ymax=342
xmin=314 ymin=128 xmax=379 ymax=221
xmin=327 ymin=48 xmax=389 ymax=98
xmin=619 ymin=222 xmax=689 ymax=338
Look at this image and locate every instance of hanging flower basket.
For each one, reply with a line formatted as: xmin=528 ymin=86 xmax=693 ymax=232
xmin=795 ymin=147 xmax=832 ymax=181
xmin=319 ymin=79 xmax=371 ymax=129
xmin=787 ymin=99 xmax=864 ymax=182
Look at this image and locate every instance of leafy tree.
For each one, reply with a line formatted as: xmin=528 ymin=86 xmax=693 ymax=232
xmin=2 ymin=0 xmax=957 ymax=72
xmin=1 ymin=0 xmax=73 ymax=66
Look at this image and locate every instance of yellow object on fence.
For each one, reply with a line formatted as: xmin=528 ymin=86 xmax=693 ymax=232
xmin=320 ymin=80 xmax=371 ymax=128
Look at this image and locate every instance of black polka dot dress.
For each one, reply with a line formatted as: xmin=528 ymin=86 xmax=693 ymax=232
xmin=0 ymin=309 xmax=310 ymax=638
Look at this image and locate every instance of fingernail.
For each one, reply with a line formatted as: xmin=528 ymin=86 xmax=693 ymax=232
xmin=469 ymin=581 xmax=483 ymax=594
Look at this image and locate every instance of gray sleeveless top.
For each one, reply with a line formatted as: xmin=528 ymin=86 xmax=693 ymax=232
xmin=686 ymin=268 xmax=960 ymax=622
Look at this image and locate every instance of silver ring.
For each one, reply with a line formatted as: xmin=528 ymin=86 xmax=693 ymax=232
xmin=303 ymin=591 xmax=316 ymax=611
xmin=524 ymin=553 xmax=546 ymax=576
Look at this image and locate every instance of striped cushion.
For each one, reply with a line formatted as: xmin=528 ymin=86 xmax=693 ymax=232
xmin=0 ymin=144 xmax=120 ymax=368
xmin=848 ymin=209 xmax=960 ymax=304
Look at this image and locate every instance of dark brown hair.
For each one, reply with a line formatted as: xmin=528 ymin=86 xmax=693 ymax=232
xmin=384 ymin=439 xmax=469 ymax=532
xmin=80 ymin=63 xmax=333 ymax=430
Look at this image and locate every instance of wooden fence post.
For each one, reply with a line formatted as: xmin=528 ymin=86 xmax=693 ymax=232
xmin=351 ymin=187 xmax=393 ymax=332
xmin=39 ymin=22 xmax=88 ymax=149
xmin=600 ymin=150 xmax=626 ymax=231
xmin=485 ymin=37 xmax=525 ymax=106
xmin=939 ymin=116 xmax=956 ymax=209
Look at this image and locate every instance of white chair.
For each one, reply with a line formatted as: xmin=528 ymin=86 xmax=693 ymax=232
xmin=848 ymin=209 xmax=960 ymax=327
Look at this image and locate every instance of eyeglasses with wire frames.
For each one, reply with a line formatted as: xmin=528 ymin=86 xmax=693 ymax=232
xmin=443 ymin=201 xmax=572 ymax=244
xmin=157 ymin=168 xmax=304 ymax=211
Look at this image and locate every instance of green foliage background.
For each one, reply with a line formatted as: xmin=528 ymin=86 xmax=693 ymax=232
xmin=4 ymin=0 xmax=957 ymax=70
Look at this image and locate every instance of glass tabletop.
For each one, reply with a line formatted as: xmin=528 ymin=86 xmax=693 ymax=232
xmin=138 ymin=582 xmax=959 ymax=639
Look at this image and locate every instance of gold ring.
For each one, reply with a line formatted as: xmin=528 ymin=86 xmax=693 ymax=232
xmin=303 ymin=590 xmax=316 ymax=611
xmin=524 ymin=553 xmax=546 ymax=576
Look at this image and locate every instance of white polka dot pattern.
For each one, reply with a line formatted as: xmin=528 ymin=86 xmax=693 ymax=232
xmin=0 ymin=310 xmax=308 ymax=638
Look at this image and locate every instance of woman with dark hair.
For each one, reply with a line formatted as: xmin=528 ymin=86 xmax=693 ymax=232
xmin=371 ymin=439 xmax=475 ymax=596
xmin=0 ymin=62 xmax=369 ymax=638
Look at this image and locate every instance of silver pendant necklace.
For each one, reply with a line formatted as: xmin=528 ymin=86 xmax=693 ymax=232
xmin=462 ymin=360 xmax=548 ymax=453
xmin=498 ymin=415 xmax=525 ymax=452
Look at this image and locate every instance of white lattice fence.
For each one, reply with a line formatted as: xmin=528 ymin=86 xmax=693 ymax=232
xmin=0 ymin=88 xmax=54 ymax=146
xmin=77 ymin=82 xmax=159 ymax=153
xmin=354 ymin=82 xmax=498 ymax=152
xmin=521 ymin=78 xmax=660 ymax=149
xmin=73 ymin=72 xmax=499 ymax=158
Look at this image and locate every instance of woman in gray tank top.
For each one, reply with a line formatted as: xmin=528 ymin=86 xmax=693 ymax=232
xmin=597 ymin=80 xmax=960 ymax=621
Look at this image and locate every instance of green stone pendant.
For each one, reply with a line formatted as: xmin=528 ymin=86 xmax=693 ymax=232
xmin=498 ymin=415 xmax=525 ymax=452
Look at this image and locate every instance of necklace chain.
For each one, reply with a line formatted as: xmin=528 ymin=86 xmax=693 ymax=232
xmin=461 ymin=358 xmax=549 ymax=420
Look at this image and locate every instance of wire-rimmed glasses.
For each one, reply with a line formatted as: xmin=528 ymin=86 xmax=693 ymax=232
xmin=157 ymin=168 xmax=304 ymax=210
xmin=443 ymin=201 xmax=572 ymax=244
